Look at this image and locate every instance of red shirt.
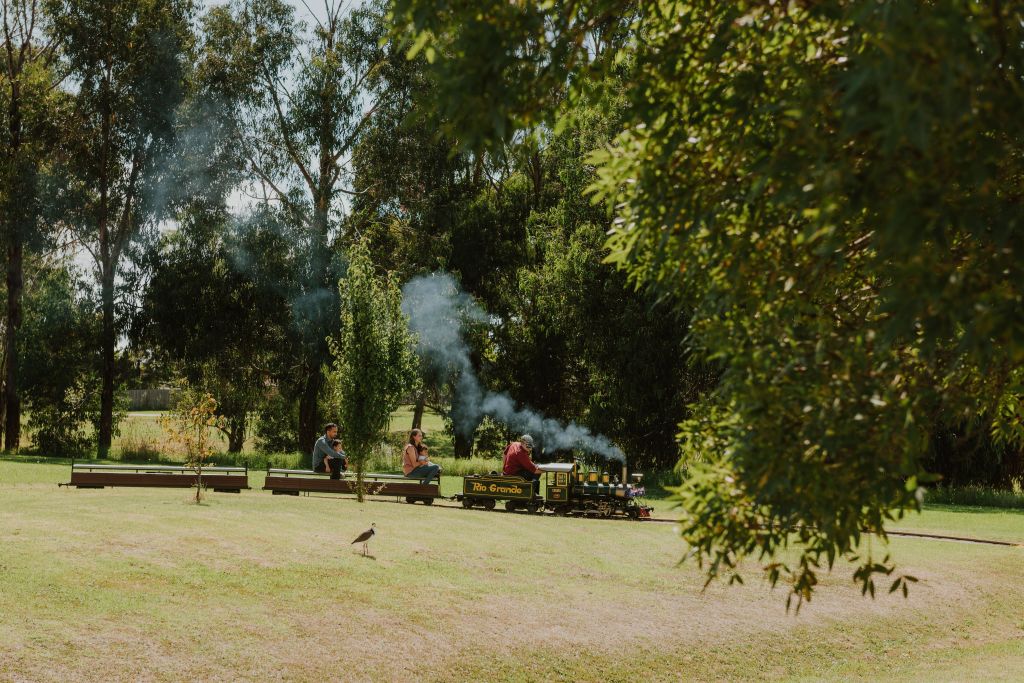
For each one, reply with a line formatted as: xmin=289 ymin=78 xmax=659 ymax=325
xmin=502 ymin=442 xmax=540 ymax=476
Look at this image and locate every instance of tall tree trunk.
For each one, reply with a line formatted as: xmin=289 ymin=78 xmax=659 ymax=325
xmin=411 ymin=396 xmax=425 ymax=431
xmin=97 ymin=265 xmax=116 ymax=458
xmin=3 ymin=75 xmax=24 ymax=453
xmin=297 ymin=194 xmax=332 ymax=454
xmin=454 ymin=430 xmax=473 ymax=458
xmin=297 ymin=371 xmax=322 ymax=454
xmin=354 ymin=454 xmax=364 ymax=503
xmin=0 ymin=334 xmax=7 ymax=446
xmin=227 ymin=415 xmax=246 ymax=453
xmin=3 ymin=237 xmax=21 ymax=451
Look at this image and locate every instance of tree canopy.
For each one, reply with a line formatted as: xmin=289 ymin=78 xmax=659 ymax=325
xmin=391 ymin=0 xmax=1024 ymax=602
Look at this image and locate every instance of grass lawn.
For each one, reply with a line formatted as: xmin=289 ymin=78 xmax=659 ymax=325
xmin=890 ymin=505 xmax=1024 ymax=545
xmin=1 ymin=460 xmax=1022 ymax=682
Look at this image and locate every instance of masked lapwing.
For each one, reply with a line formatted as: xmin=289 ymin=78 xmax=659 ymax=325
xmin=351 ymin=523 xmax=376 ymax=556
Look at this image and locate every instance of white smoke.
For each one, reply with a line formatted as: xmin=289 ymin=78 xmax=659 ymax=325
xmin=401 ymin=272 xmax=626 ymax=463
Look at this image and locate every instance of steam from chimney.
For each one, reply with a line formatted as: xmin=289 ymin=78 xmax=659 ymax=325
xmin=401 ymin=272 xmax=625 ymax=463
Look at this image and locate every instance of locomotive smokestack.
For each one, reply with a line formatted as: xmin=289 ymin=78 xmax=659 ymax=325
xmin=622 ymin=463 xmax=627 ymax=485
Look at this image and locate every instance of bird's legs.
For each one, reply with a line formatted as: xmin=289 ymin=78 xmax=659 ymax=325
xmin=362 ymin=542 xmax=367 ymax=556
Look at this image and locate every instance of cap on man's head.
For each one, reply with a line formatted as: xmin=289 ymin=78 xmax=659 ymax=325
xmin=520 ymin=434 xmax=534 ymax=450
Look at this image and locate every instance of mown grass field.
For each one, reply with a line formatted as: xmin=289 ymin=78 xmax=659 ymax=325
xmin=1 ymin=460 xmax=1022 ymax=682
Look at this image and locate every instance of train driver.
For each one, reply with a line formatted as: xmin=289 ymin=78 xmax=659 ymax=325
xmin=503 ymin=434 xmax=541 ymax=491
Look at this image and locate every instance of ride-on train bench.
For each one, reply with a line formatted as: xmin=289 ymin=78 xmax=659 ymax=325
xmin=68 ymin=463 xmax=250 ymax=493
xmin=262 ymin=469 xmax=440 ymax=504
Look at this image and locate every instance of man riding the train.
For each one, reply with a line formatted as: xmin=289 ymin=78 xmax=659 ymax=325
xmin=502 ymin=434 xmax=542 ymax=491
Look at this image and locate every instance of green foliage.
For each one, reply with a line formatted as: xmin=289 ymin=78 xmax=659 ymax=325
xmin=20 ymin=264 xmax=102 ymax=456
xmin=502 ymin=102 xmax=719 ymax=469
xmin=0 ymin=2 xmax=64 ymax=250
xmin=470 ymin=416 xmax=512 ymax=457
xmin=924 ymin=485 xmax=1024 ymax=511
xmin=138 ymin=209 xmax=287 ymax=452
xmin=354 ymin=47 xmax=715 ymax=468
xmin=390 ymin=0 xmax=634 ymax=150
xmin=0 ymin=1 xmax=72 ymax=451
xmin=925 ymin=423 xmax=1023 ymax=490
xmin=394 ymin=0 xmax=1024 ymax=603
xmin=254 ymin=392 xmax=300 ymax=454
xmin=331 ymin=239 xmax=417 ymax=500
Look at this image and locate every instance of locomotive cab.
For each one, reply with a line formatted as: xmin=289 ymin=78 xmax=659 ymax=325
xmin=538 ymin=462 xmax=576 ymax=505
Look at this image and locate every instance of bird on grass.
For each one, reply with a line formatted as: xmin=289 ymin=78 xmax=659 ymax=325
xmin=351 ymin=523 xmax=376 ymax=556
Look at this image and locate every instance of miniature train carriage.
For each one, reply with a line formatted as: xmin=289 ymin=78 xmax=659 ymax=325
xmin=460 ymin=472 xmax=541 ymax=512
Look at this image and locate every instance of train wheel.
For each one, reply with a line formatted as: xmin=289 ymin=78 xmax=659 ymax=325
xmin=505 ymin=500 xmax=517 ymax=512
xmin=483 ymin=499 xmax=496 ymax=511
xmin=423 ymin=497 xmax=434 ymax=506
xmin=527 ymin=502 xmax=540 ymax=514
xmin=405 ymin=496 xmax=415 ymax=504
xmin=461 ymin=498 xmax=473 ymax=508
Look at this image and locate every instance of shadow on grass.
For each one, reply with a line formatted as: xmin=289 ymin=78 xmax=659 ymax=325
xmin=1 ymin=454 xmax=77 ymax=466
xmin=922 ymin=502 xmax=1024 ymax=516
xmin=0 ymin=451 xmax=308 ymax=470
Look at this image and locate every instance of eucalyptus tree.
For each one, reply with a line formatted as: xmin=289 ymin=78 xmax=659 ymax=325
xmin=393 ymin=1 xmax=1024 ymax=603
xmin=200 ymin=0 xmax=391 ymax=450
xmin=0 ymin=0 xmax=64 ymax=450
xmin=47 ymin=0 xmax=194 ymax=456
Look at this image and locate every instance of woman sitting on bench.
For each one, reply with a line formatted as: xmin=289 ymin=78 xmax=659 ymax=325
xmin=403 ymin=429 xmax=441 ymax=484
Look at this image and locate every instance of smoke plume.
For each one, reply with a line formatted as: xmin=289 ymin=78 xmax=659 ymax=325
xmin=401 ymin=273 xmax=626 ymax=463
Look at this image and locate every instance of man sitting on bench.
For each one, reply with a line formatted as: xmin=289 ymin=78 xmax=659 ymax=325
xmin=312 ymin=423 xmax=346 ymax=479
xmin=503 ymin=434 xmax=541 ymax=493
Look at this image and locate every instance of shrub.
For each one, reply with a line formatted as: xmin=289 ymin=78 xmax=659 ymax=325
xmin=255 ymin=392 xmax=300 ymax=454
xmin=924 ymin=484 xmax=1024 ymax=510
xmin=160 ymin=388 xmax=225 ymax=503
xmin=473 ymin=416 xmax=513 ymax=457
xmin=26 ymin=380 xmax=102 ymax=457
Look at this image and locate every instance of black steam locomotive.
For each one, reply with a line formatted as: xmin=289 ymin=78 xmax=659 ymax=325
xmin=458 ymin=460 xmax=652 ymax=519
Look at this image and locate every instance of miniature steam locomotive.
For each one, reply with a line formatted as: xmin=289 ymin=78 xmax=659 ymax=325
xmin=458 ymin=461 xmax=652 ymax=519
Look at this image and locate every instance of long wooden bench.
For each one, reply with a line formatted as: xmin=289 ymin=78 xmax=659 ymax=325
xmin=263 ymin=468 xmax=440 ymax=503
xmin=69 ymin=463 xmax=250 ymax=493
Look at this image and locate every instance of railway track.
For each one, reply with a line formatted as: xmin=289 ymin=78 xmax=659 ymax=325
xmin=300 ymin=493 xmax=1023 ymax=547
